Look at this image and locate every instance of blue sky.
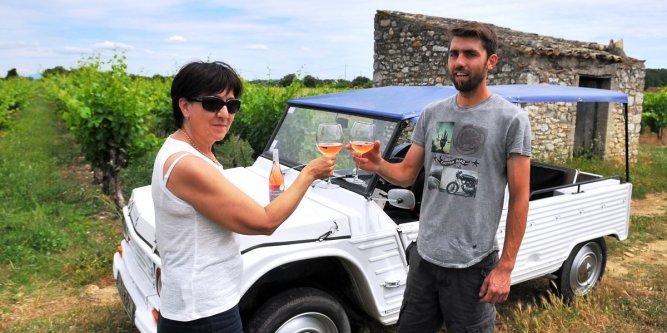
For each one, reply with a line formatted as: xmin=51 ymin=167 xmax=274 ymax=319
xmin=1 ymin=0 xmax=665 ymax=80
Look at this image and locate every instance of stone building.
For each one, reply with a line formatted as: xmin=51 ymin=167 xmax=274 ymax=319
xmin=373 ymin=10 xmax=645 ymax=162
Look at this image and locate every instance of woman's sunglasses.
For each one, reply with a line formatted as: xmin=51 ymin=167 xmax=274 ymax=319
xmin=187 ymin=96 xmax=242 ymax=114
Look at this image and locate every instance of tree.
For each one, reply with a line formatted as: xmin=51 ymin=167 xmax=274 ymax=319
xmin=351 ymin=76 xmax=372 ymax=88
xmin=6 ymin=68 xmax=19 ymax=78
xmin=645 ymin=68 xmax=667 ymax=89
xmin=643 ymin=89 xmax=667 ymax=139
xmin=332 ymin=79 xmax=352 ymax=89
xmin=303 ymin=75 xmax=318 ymax=88
xmin=42 ymin=66 xmax=69 ymax=78
xmin=278 ymin=73 xmax=297 ymax=87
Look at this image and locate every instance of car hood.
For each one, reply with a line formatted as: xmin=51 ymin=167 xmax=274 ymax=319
xmin=126 ymin=166 xmax=351 ymax=254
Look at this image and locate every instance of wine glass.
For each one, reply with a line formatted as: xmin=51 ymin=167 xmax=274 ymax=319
xmin=316 ymin=123 xmax=344 ymax=188
xmin=349 ymin=122 xmax=375 ymax=185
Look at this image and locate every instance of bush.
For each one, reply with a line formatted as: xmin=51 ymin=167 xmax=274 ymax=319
xmin=642 ymin=89 xmax=667 ymax=137
xmin=43 ymin=53 xmax=163 ymax=207
xmin=216 ymin=134 xmax=255 ymax=168
xmin=231 ymin=80 xmax=304 ymax=155
xmin=0 ymin=78 xmax=37 ymax=130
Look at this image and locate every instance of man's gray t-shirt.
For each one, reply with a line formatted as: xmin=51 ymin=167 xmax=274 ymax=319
xmin=412 ymin=93 xmax=531 ymax=268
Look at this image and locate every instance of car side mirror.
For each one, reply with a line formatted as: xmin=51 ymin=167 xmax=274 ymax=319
xmin=386 ymin=189 xmax=415 ymax=210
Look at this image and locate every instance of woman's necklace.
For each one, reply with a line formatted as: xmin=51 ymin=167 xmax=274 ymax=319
xmin=179 ymin=129 xmax=220 ymax=165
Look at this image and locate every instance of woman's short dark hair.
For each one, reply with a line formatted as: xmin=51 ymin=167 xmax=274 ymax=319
xmin=449 ymin=22 xmax=498 ymax=58
xmin=170 ymin=61 xmax=244 ymax=128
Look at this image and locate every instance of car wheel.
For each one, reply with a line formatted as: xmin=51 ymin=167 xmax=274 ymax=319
xmin=246 ymin=287 xmax=351 ymax=333
xmin=554 ymin=238 xmax=607 ymax=303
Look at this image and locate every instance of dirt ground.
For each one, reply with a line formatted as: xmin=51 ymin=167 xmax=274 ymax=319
xmin=638 ymin=131 xmax=667 ymax=146
xmin=630 ymin=191 xmax=667 ymax=218
xmin=607 ymin=191 xmax=667 ymax=277
xmin=0 ymin=279 xmax=121 ymax=329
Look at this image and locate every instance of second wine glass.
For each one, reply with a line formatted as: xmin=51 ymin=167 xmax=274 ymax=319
xmin=349 ymin=122 xmax=375 ymax=185
xmin=316 ymin=123 xmax=344 ymax=189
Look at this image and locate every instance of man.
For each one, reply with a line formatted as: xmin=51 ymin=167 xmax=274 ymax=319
xmin=351 ymin=22 xmax=531 ymax=332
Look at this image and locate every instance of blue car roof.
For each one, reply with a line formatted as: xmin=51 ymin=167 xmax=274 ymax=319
xmin=288 ymin=85 xmax=629 ymax=121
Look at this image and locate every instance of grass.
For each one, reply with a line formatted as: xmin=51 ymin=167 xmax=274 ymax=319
xmin=494 ymin=210 xmax=667 ymax=333
xmin=560 ymin=144 xmax=667 ymax=199
xmin=498 ymin=279 xmax=666 ymax=332
xmin=496 ymin=252 xmax=666 ymax=332
xmin=1 ymin=95 xmax=665 ymax=332
xmin=2 ymin=304 xmax=135 ymax=333
xmin=496 ymin=160 xmax=667 ymax=332
xmin=0 ymin=96 xmax=128 ymax=331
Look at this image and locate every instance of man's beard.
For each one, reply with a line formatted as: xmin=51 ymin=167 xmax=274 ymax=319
xmin=449 ymin=69 xmax=486 ymax=92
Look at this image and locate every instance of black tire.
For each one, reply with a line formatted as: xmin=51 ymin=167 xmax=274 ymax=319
xmin=554 ymin=238 xmax=607 ymax=303
xmin=445 ymin=182 xmax=459 ymax=194
xmin=246 ymin=287 xmax=351 ymax=333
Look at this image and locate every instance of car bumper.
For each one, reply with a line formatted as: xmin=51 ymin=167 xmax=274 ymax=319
xmin=113 ymin=248 xmax=158 ymax=333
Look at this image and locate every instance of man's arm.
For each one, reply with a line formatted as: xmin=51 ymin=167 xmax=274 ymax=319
xmin=377 ymin=143 xmax=425 ymax=187
xmin=352 ymin=141 xmax=424 ymax=187
xmin=479 ymin=153 xmax=530 ymax=304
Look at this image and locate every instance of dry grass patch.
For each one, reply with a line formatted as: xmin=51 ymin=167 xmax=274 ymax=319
xmin=0 ymin=283 xmax=124 ymax=331
xmin=631 ymin=192 xmax=667 ymax=217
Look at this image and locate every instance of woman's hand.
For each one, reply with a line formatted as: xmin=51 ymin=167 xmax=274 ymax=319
xmin=302 ymin=154 xmax=336 ymax=181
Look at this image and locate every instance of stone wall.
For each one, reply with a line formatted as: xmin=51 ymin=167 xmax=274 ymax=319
xmin=374 ymin=10 xmax=645 ymax=162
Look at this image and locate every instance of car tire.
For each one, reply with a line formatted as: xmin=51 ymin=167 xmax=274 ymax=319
xmin=246 ymin=287 xmax=351 ymax=333
xmin=554 ymin=238 xmax=607 ymax=303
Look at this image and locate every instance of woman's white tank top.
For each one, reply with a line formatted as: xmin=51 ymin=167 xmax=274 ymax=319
xmin=151 ymin=137 xmax=242 ymax=321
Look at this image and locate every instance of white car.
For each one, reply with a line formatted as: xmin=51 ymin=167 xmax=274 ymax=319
xmin=113 ymin=85 xmax=632 ymax=333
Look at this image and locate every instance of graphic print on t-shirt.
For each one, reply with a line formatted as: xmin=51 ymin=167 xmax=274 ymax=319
xmin=431 ymin=122 xmax=453 ymax=154
xmin=426 ymin=122 xmax=486 ymax=198
xmin=441 ymin=168 xmax=478 ymax=197
xmin=454 ymin=124 xmax=487 ymax=156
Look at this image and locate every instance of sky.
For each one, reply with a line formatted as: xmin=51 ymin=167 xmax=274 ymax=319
xmin=1 ymin=0 xmax=666 ymax=80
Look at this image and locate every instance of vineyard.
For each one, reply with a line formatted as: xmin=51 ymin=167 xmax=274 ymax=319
xmin=643 ymin=87 xmax=667 ymax=140
xmin=0 ymin=59 xmax=351 ymax=330
xmin=0 ymin=78 xmax=36 ymax=131
xmin=7 ymin=55 xmax=348 ymax=208
xmin=1 ymin=60 xmax=666 ymax=332
xmin=2 ymin=58 xmax=666 ymax=208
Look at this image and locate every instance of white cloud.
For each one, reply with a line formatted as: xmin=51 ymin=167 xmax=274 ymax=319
xmin=245 ymin=44 xmax=269 ymax=50
xmin=0 ymin=41 xmax=39 ymax=49
xmin=1 ymin=0 xmax=666 ymax=79
xmin=166 ymin=35 xmax=186 ymax=42
xmin=62 ymin=46 xmax=92 ymax=54
xmin=93 ymin=41 xmax=135 ymax=50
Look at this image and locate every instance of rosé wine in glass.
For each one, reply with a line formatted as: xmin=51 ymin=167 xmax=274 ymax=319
xmin=316 ymin=123 xmax=344 ymax=188
xmin=349 ymin=122 xmax=375 ymax=185
xmin=317 ymin=142 xmax=344 ymax=156
xmin=350 ymin=141 xmax=374 ymax=154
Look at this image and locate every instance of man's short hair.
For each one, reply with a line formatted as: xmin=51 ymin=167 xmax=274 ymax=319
xmin=449 ymin=22 xmax=498 ymax=57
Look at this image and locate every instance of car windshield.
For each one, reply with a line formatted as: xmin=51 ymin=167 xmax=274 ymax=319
xmin=265 ymin=106 xmax=398 ymax=192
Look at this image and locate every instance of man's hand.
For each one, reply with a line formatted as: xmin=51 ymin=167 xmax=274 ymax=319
xmin=348 ymin=140 xmax=382 ymax=172
xmin=478 ymin=267 xmax=511 ymax=304
xmin=478 ymin=154 xmax=529 ymax=304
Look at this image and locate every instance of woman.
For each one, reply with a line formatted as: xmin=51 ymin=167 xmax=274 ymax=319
xmin=152 ymin=61 xmax=335 ymax=332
